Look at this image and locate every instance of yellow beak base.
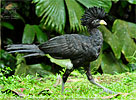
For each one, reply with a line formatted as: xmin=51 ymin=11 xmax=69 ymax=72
xmin=99 ymin=20 xmax=107 ymax=25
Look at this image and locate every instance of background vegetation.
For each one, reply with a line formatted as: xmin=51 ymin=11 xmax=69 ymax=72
xmin=1 ymin=0 xmax=136 ymax=76
xmin=0 ymin=0 xmax=136 ymax=99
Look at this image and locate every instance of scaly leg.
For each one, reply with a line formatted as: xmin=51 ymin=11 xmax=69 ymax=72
xmin=85 ymin=65 xmax=116 ymax=94
xmin=62 ymin=68 xmax=74 ymax=94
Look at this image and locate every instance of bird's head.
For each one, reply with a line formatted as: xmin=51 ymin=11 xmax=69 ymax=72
xmin=81 ymin=7 xmax=107 ymax=28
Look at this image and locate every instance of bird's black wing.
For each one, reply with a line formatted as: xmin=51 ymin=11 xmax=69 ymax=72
xmin=39 ymin=34 xmax=92 ymax=59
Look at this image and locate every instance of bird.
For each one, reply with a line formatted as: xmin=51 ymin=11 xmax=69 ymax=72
xmin=6 ymin=7 xmax=115 ymax=94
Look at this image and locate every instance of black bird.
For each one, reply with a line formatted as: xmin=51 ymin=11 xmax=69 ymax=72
xmin=6 ymin=7 xmax=115 ymax=94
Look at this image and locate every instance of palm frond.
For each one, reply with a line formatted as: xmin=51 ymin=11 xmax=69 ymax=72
xmin=65 ymin=0 xmax=86 ymax=32
xmin=76 ymin=0 xmax=112 ymax=12
xmin=33 ymin=0 xmax=66 ymax=34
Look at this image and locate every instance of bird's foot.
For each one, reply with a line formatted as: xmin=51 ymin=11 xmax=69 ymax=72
xmin=103 ymin=88 xmax=117 ymax=94
xmin=61 ymin=91 xmax=64 ymax=95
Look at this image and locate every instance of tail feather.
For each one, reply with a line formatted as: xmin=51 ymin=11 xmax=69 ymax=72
xmin=23 ymin=53 xmax=45 ymax=58
xmin=8 ymin=49 xmax=39 ymax=53
xmin=6 ymin=44 xmax=39 ymax=50
xmin=5 ymin=44 xmax=45 ymax=57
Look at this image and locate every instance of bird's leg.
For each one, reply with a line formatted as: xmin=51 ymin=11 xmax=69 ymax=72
xmin=62 ymin=68 xmax=74 ymax=94
xmin=85 ymin=66 xmax=116 ymax=94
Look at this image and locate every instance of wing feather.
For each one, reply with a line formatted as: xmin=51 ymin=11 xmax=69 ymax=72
xmin=39 ymin=34 xmax=91 ymax=59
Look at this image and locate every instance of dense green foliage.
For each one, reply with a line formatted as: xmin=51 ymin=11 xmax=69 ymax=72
xmin=1 ymin=0 xmax=136 ymax=76
xmin=1 ymin=0 xmax=136 ymax=99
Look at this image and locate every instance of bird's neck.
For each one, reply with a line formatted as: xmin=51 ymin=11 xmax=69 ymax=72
xmin=89 ymin=28 xmax=103 ymax=47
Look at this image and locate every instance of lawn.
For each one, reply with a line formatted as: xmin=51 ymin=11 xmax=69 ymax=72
xmin=0 ymin=71 xmax=136 ymax=99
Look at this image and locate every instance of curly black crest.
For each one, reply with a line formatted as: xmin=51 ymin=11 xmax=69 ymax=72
xmin=81 ymin=7 xmax=106 ymax=26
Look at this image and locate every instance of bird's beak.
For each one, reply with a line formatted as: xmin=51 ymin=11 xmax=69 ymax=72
xmin=99 ymin=20 xmax=107 ymax=25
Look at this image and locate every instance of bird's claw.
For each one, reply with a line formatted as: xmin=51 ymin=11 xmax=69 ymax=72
xmin=103 ymin=88 xmax=117 ymax=94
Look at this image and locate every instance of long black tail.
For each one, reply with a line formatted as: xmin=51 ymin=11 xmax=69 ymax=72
xmin=5 ymin=44 xmax=45 ymax=57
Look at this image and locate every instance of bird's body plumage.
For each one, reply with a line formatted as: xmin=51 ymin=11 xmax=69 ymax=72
xmin=39 ymin=28 xmax=103 ymax=67
xmin=6 ymin=7 xmax=116 ymax=94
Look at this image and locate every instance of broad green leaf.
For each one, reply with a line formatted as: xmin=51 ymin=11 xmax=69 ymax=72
xmin=15 ymin=54 xmax=28 ymax=76
xmin=33 ymin=0 xmax=66 ymax=34
xmin=1 ymin=22 xmax=14 ymax=30
xmin=32 ymin=0 xmax=39 ymax=3
xmin=0 ymin=49 xmax=16 ymax=70
xmin=99 ymin=26 xmax=122 ymax=59
xmin=15 ymin=62 xmax=51 ymax=76
xmin=112 ymin=19 xmax=136 ymax=62
xmin=46 ymin=54 xmax=73 ymax=69
xmin=22 ymin=24 xmax=35 ymax=44
xmin=111 ymin=0 xmax=119 ymax=3
xmin=15 ymin=63 xmax=28 ymax=76
xmin=33 ymin=25 xmax=48 ymax=43
xmin=27 ymin=64 xmax=52 ymax=77
xmin=22 ymin=24 xmax=48 ymax=44
xmin=127 ymin=0 xmax=136 ymax=4
xmin=90 ymin=50 xmax=102 ymax=74
xmin=65 ymin=0 xmax=85 ymax=32
xmin=15 ymin=54 xmax=52 ymax=76
xmin=100 ymin=19 xmax=136 ymax=63
xmin=112 ymin=19 xmax=136 ymax=39
xmin=127 ymin=22 xmax=136 ymax=39
xmin=76 ymin=0 xmax=112 ymax=12
xmin=101 ymin=52 xmax=129 ymax=74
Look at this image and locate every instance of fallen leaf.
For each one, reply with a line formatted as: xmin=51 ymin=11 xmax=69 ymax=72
xmin=38 ymin=88 xmax=52 ymax=96
xmin=101 ymin=92 xmax=130 ymax=99
xmin=20 ymin=88 xmax=25 ymax=92
xmin=67 ymin=79 xmax=81 ymax=82
xmin=2 ymin=89 xmax=25 ymax=97
xmin=36 ymin=77 xmax=43 ymax=81
xmin=94 ymin=78 xmax=99 ymax=82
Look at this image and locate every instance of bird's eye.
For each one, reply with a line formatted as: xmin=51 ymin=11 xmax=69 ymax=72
xmin=92 ymin=19 xmax=99 ymax=25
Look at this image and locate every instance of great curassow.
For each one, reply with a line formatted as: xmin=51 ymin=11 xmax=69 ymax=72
xmin=6 ymin=7 xmax=115 ymax=94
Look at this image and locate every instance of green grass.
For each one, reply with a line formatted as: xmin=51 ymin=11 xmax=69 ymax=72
xmin=0 ymin=71 xmax=136 ymax=99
